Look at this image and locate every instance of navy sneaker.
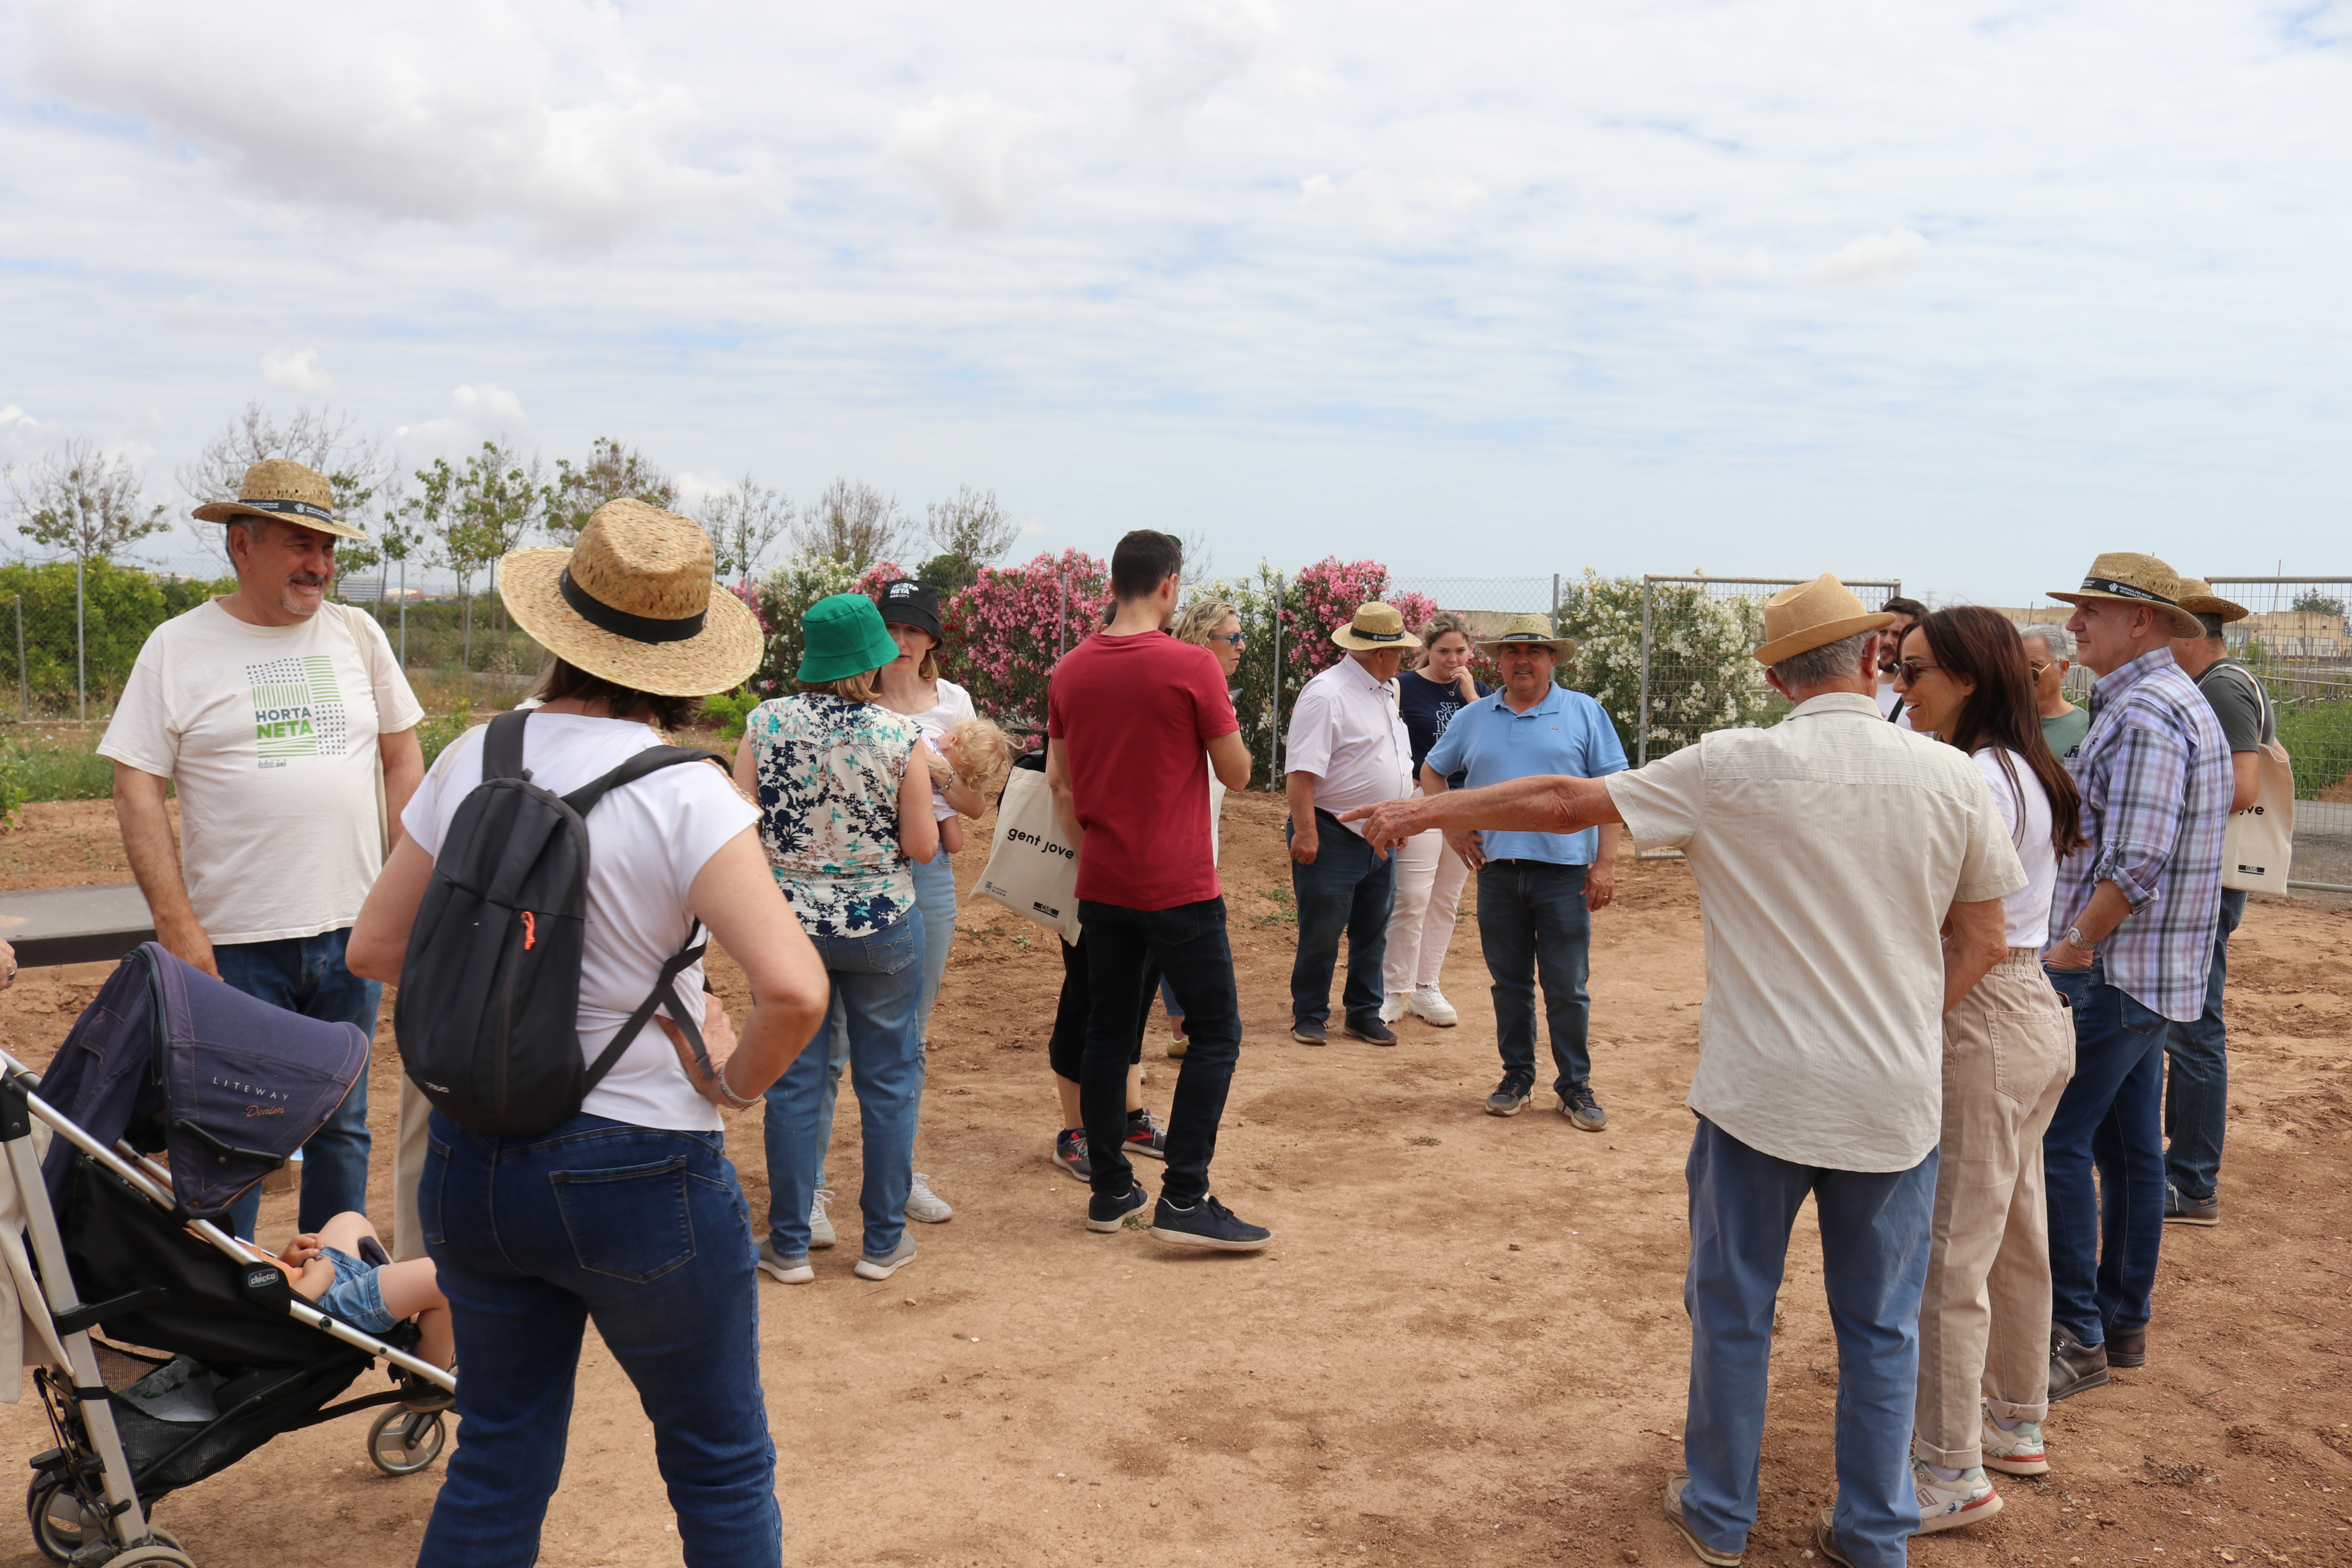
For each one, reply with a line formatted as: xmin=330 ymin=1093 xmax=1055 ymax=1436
xmin=1053 ymin=1128 xmax=1093 ymax=1180
xmin=1559 ymin=1084 xmax=1608 ymax=1131
xmin=1341 ymin=1016 xmax=1398 ymax=1046
xmin=1123 ymin=1108 xmax=1169 ymax=1161
xmin=1150 ymin=1194 xmax=1271 ymax=1251
xmin=1485 ymin=1074 xmax=1534 ymax=1117
xmin=2164 ymin=1183 xmax=2218 ymax=1226
xmin=1087 ymin=1181 xmax=1151 ymax=1233
xmin=1290 ymin=1018 xmax=1327 ymax=1045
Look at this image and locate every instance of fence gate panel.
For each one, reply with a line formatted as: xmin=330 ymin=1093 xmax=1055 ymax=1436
xmin=2206 ymin=579 xmax=2352 ymax=886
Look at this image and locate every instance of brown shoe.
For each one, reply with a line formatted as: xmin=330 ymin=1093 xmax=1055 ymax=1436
xmin=2049 ymin=1325 xmax=2109 ymax=1402
xmin=2105 ymin=1325 xmax=2147 ymax=1368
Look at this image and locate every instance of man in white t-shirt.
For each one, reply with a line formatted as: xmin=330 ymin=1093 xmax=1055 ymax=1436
xmin=1344 ymin=575 xmax=2021 ymax=1568
xmin=100 ymin=459 xmax=425 ymax=1240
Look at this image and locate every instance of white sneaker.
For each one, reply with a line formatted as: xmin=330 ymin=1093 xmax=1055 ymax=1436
xmin=1377 ymin=992 xmax=1408 ymax=1025
xmin=905 ymin=1172 xmax=955 ymax=1224
xmin=756 ymin=1239 xmax=813 ymax=1285
xmin=1409 ymin=986 xmax=1459 ymax=1027
xmin=1980 ymin=1415 xmax=2049 ymax=1475
xmin=853 ymin=1235 xmax=918 ymax=1280
xmin=1912 ymin=1458 xmax=2002 ymax=1534
xmin=809 ymin=1189 xmax=837 ymax=1249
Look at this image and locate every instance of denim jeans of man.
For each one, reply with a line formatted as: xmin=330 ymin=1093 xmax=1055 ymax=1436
xmin=416 ymin=1111 xmax=779 ymax=1568
xmin=811 ymin=854 xmax=955 ymax=1190
xmin=1076 ymin=897 xmax=1242 ymax=1205
xmin=761 ymin=909 xmax=925 ymax=1260
xmin=219 ymin=926 xmax=382 ymax=1241
xmin=2163 ymin=886 xmax=2244 ymax=1204
xmin=1682 ymin=1117 xmax=1936 ymax=1568
xmin=1286 ymin=811 xmax=1396 ymax=1032
xmin=1475 ymin=859 xmax=1594 ymax=1094
xmin=2043 ymin=959 xmax=2169 ymax=1346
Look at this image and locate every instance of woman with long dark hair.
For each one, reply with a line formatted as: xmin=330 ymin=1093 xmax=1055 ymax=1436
xmin=1891 ymin=606 xmax=2085 ymax=1535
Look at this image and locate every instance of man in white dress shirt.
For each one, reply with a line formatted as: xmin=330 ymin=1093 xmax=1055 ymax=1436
xmin=1282 ymin=603 xmax=1419 ymax=1047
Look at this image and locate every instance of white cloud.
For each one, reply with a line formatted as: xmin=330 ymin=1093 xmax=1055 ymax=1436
xmin=1809 ymin=229 xmax=1932 ymax=285
xmin=259 ymin=347 xmax=333 ymax=395
xmin=888 ymin=93 xmax=1063 ymax=229
xmin=452 ymin=385 xmax=527 ymax=425
xmin=0 ymin=407 xmax=36 ymax=428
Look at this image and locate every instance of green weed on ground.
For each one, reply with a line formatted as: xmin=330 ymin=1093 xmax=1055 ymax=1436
xmin=2275 ymin=697 xmax=2352 ymax=800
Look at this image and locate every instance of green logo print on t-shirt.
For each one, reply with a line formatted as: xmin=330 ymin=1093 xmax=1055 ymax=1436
xmin=247 ymin=654 xmax=350 ymax=766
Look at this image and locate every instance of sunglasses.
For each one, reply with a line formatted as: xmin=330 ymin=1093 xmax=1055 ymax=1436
xmin=1892 ymin=659 xmax=1943 ymax=684
xmin=1210 ymin=632 xmax=1246 ymax=647
xmin=2027 ymin=660 xmax=2058 ymax=679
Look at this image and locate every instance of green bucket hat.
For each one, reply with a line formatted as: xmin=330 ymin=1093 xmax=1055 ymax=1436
xmin=798 ymin=593 xmax=902 ymax=683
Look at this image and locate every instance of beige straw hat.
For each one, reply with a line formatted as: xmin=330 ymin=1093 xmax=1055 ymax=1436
xmin=2174 ymin=578 xmax=2249 ymax=624
xmin=1751 ymin=574 xmax=1896 ymax=666
xmin=190 ymin=458 xmax=370 ymax=541
xmin=1331 ymin=602 xmax=1423 ymax=652
xmin=499 ymin=499 xmax=763 ymax=697
xmin=1474 ymin=612 xmax=1578 ymax=659
xmin=2048 ymin=552 xmax=2201 ymax=639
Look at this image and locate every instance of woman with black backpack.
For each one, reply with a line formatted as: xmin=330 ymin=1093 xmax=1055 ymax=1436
xmin=349 ymin=500 xmax=829 ymax=1568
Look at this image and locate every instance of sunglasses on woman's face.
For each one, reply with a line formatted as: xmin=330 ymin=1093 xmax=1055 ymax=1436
xmin=1210 ymin=632 xmax=1246 ymax=647
xmin=1892 ymin=659 xmax=1943 ymax=684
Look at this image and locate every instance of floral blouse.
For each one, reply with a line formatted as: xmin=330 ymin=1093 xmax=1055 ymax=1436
xmin=745 ymin=694 xmax=918 ymax=938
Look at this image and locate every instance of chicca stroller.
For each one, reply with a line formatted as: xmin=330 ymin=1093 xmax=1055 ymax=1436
xmin=2 ymin=942 xmax=457 ymax=1567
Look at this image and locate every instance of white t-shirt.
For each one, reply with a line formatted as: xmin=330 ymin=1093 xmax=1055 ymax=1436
xmin=1972 ymin=747 xmax=2058 ymax=947
xmin=896 ymin=677 xmax=976 ymax=823
xmin=401 ymin=713 xmax=757 ymax=1132
xmin=99 ymin=601 xmax=425 ymax=944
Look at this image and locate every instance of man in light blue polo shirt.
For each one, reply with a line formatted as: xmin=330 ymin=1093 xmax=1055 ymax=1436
xmin=1423 ymin=614 xmax=1628 ymax=1127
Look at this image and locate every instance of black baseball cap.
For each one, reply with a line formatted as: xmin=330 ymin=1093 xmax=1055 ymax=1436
xmin=875 ymin=579 xmax=944 ymax=643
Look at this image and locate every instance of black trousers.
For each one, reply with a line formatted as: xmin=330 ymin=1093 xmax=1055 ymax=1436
xmin=1045 ymin=930 xmax=1158 ymax=1083
xmin=1076 ymin=897 xmax=1243 ymax=1206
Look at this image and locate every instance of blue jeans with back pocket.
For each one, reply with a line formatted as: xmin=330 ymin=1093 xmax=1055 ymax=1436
xmin=415 ymin=1111 xmax=779 ymax=1568
xmin=760 ymin=909 xmax=926 ymax=1261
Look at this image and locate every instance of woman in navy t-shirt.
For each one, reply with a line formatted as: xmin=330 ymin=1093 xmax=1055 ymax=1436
xmin=1381 ymin=612 xmax=1492 ymax=1027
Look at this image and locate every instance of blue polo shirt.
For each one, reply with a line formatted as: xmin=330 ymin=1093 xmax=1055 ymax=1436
xmin=1423 ymin=685 xmax=1628 ymax=866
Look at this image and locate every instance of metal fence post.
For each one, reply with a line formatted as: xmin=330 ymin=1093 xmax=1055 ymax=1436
xmin=1637 ymin=576 xmax=1654 ymax=767
xmin=1271 ymin=571 xmax=1285 ymax=783
xmin=1550 ymin=572 xmax=1561 ymax=636
xmin=14 ymin=594 xmax=24 ymax=722
xmin=398 ymin=557 xmax=408 ymax=666
xmin=74 ymin=554 xmax=87 ymax=724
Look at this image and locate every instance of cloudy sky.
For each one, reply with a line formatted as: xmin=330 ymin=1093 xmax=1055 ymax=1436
xmin=2 ymin=0 xmax=2345 ymax=607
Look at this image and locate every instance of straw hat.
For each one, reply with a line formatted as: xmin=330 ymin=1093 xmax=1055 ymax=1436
xmin=190 ymin=458 xmax=370 ymax=541
xmin=1330 ymin=602 xmax=1423 ymax=652
xmin=2048 ymin=552 xmax=2201 ymax=639
xmin=1751 ymin=574 xmax=1896 ymax=666
xmin=1475 ymin=612 xmax=1577 ymax=659
xmin=799 ymin=593 xmax=902 ymax=683
xmin=2174 ymin=577 xmax=2249 ymax=624
xmin=498 ymin=499 xmax=763 ymax=698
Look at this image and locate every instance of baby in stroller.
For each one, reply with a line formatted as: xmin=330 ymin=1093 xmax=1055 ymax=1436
xmin=243 ymin=1213 xmax=451 ymax=1388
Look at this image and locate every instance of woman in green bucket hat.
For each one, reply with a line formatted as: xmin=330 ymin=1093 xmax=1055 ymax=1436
xmin=732 ymin=593 xmax=945 ymax=1284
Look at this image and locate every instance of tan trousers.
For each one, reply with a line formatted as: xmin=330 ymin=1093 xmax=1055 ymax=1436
xmin=392 ymin=1074 xmax=432 ymax=1263
xmin=1913 ymin=948 xmax=2074 ymax=1468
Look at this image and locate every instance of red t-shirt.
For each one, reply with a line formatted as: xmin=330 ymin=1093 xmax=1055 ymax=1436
xmin=1046 ymin=630 xmax=1238 ymax=911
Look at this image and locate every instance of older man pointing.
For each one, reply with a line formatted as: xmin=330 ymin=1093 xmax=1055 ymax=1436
xmin=1346 ymin=575 xmax=2024 ymax=1568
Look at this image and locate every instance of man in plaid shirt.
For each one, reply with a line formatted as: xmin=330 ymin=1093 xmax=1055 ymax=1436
xmin=2040 ymin=553 xmax=2230 ymax=1405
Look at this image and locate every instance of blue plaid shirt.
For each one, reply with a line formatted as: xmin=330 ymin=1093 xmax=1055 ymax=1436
xmin=2050 ymin=647 xmax=2231 ymax=1022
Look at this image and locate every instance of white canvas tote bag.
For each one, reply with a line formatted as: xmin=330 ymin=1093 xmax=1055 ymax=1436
xmin=974 ymin=764 xmax=1084 ymax=943
xmin=2218 ymin=665 xmax=2294 ymax=895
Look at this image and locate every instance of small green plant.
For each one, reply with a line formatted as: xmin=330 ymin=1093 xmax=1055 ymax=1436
xmin=1257 ymin=886 xmax=1297 ymax=926
xmin=701 ymin=689 xmax=760 ymax=742
xmin=1010 ymin=932 xmax=1033 ymax=952
xmin=0 ymin=744 xmax=24 ymax=828
xmin=4 ymin=732 xmax=115 ymax=805
xmin=417 ymin=694 xmax=479 ymax=770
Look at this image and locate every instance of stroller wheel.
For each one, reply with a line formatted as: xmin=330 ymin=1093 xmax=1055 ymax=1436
xmin=367 ymin=1406 xmax=447 ymax=1476
xmin=26 ymin=1470 xmax=103 ymax=1564
xmin=92 ymin=1544 xmax=196 ymax=1568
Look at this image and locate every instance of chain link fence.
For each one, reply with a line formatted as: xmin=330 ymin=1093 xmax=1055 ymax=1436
xmin=2206 ymin=579 xmax=2351 ymax=893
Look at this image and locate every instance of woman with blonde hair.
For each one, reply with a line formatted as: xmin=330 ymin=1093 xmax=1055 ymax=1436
xmin=1378 ymin=611 xmax=1491 ymax=1027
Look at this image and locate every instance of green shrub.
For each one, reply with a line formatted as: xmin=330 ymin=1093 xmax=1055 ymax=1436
xmin=701 ymin=690 xmax=759 ymax=741
xmin=2275 ymin=697 xmax=2352 ymax=800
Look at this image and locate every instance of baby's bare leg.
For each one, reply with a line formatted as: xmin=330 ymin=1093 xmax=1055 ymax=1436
xmin=313 ymin=1211 xmax=381 ymax=1256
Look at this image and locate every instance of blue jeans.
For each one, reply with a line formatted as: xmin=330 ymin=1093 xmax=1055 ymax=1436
xmin=416 ymin=1111 xmax=778 ymax=1568
xmin=217 ymin=926 xmax=381 ymax=1240
xmin=2043 ymin=960 xmax=2169 ymax=1345
xmin=2164 ymin=887 xmax=2244 ymax=1203
xmin=1287 ymin=811 xmax=1395 ymax=1031
xmin=813 ymin=854 xmax=954 ymax=1188
xmin=1076 ymin=897 xmax=1242 ymax=1205
xmin=1682 ymin=1118 xmax=1936 ymax=1568
xmin=1475 ymin=860 xmax=1594 ymax=1093
xmin=762 ymin=911 xmax=926 ymax=1261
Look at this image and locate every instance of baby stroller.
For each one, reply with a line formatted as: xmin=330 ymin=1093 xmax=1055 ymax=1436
xmin=2 ymin=942 xmax=457 ymax=1566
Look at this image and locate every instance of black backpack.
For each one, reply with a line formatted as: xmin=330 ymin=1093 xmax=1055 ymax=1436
xmin=394 ymin=709 xmax=725 ymax=1137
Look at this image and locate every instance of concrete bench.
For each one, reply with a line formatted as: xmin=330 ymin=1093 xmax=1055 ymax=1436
xmin=0 ymin=883 xmax=157 ymax=968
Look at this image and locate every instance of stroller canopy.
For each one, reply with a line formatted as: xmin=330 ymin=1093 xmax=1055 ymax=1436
xmin=39 ymin=942 xmax=370 ymax=1221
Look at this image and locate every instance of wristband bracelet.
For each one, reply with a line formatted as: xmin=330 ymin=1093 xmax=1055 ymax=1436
xmin=713 ymin=1057 xmax=760 ymax=1111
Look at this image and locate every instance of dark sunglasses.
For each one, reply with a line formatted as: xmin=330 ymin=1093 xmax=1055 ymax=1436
xmin=1210 ymin=631 xmax=1246 ymax=647
xmin=1892 ymin=659 xmax=1943 ymax=684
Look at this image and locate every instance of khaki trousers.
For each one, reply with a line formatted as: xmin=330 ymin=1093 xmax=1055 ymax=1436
xmin=392 ymin=1074 xmax=432 ymax=1263
xmin=1913 ymin=948 xmax=2074 ymax=1467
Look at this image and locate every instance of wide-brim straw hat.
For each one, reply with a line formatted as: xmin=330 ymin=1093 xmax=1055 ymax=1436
xmin=799 ymin=593 xmax=903 ymax=683
xmin=2049 ymin=552 xmax=2201 ymax=639
xmin=1475 ymin=612 xmax=1578 ymax=659
xmin=2174 ymin=577 xmax=2249 ymax=624
xmin=1331 ymin=601 xmax=1423 ymax=652
xmin=499 ymin=499 xmax=763 ymax=698
xmin=190 ymin=457 xmax=370 ymax=541
xmin=1751 ymin=574 xmax=1896 ymax=666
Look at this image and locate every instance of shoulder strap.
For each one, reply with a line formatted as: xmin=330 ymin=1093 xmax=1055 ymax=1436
xmin=562 ymin=744 xmax=726 ymax=817
xmin=483 ymin=709 xmax=532 ymax=782
xmin=579 ymin=923 xmax=713 ymax=1095
xmin=2216 ymin=662 xmax=2275 ymax=746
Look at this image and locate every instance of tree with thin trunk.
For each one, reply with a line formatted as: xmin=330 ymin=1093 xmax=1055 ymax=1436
xmin=795 ymin=477 xmax=905 ymax=573
xmin=178 ymin=402 xmax=388 ymax=566
xmin=916 ymin=484 xmax=1018 ymax=592
xmin=549 ymin=437 xmax=675 ymax=544
xmin=5 ymin=437 xmax=172 ymax=721
xmin=698 ymin=474 xmax=793 ymax=583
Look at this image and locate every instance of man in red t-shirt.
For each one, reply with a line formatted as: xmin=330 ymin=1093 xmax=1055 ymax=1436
xmin=1046 ymin=530 xmax=1268 ymax=1250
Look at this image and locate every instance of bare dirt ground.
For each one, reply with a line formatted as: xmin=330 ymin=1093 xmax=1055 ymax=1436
xmin=1 ymin=792 xmax=2347 ymax=1567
